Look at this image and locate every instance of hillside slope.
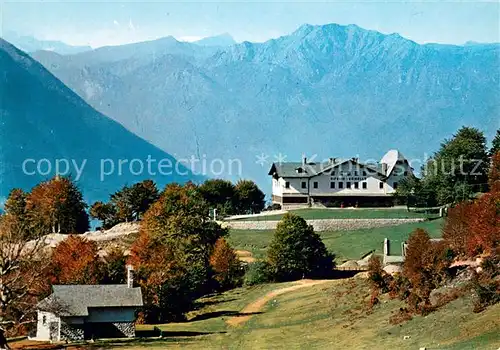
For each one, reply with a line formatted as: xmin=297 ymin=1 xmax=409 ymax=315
xmin=32 ymin=23 xmax=500 ymax=188
xmin=0 ymin=39 xmax=199 ymax=204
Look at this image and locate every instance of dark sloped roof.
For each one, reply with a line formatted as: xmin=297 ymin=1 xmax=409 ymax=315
xmin=38 ymin=285 xmax=143 ymax=317
xmin=268 ymin=161 xmax=326 ymax=178
xmin=269 ymin=159 xmax=387 ymax=178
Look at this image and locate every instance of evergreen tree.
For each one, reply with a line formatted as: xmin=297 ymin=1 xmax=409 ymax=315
xmin=490 ymin=129 xmax=500 ymax=156
xmin=267 ymin=213 xmax=334 ymax=281
xmin=421 ymin=127 xmax=489 ymax=205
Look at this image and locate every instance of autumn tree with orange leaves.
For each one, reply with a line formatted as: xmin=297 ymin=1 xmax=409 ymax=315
xmin=489 ymin=151 xmax=500 ymax=193
xmin=209 ymin=238 xmax=242 ymax=290
xmin=50 ymin=235 xmax=102 ymax=285
xmin=25 ymin=176 xmax=89 ymax=234
xmin=129 ymin=182 xmax=227 ymax=322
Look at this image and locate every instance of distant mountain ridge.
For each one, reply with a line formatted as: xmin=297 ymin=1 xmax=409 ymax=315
xmin=0 ymin=39 xmax=199 ymax=204
xmin=1 ymin=31 xmax=91 ymax=54
xmin=30 ymin=23 xmax=500 ymax=190
xmin=193 ymin=33 xmax=236 ymax=47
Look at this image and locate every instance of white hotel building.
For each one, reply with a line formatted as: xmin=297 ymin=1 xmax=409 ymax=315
xmin=269 ymin=150 xmax=413 ymax=208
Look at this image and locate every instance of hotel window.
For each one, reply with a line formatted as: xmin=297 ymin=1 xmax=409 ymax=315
xmin=285 ymin=182 xmax=290 ymax=189
xmin=363 ymin=171 xmax=367 ymax=176
xmin=330 ymin=182 xmax=335 ymax=189
xmin=354 ymin=182 xmax=359 ymax=189
xmin=331 ymin=171 xmax=335 ymax=176
xmin=339 ymin=182 xmax=344 ymax=189
xmin=354 ymin=171 xmax=358 ymax=176
xmin=346 ymin=181 xmax=351 ymax=189
xmin=379 ymin=182 xmax=384 ymax=189
xmin=393 ymin=182 xmax=398 ymax=190
xmin=301 ymin=181 xmax=307 ymax=189
xmin=313 ymin=182 xmax=318 ymax=189
xmin=404 ymin=171 xmax=408 ymax=176
xmin=362 ymin=182 xmax=367 ymax=189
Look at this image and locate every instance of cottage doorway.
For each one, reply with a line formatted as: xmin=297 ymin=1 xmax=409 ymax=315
xmin=49 ymin=322 xmax=59 ymax=342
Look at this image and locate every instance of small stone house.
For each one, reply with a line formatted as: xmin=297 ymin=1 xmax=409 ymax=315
xmin=35 ymin=267 xmax=143 ymax=342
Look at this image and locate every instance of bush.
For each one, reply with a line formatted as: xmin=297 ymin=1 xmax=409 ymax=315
xmin=244 ymin=261 xmax=273 ymax=286
xmin=265 ymin=203 xmax=282 ymax=211
xmin=367 ymin=256 xmax=390 ymax=293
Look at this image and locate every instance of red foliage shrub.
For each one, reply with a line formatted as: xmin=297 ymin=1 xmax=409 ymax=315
xmin=389 ymin=308 xmax=413 ymax=325
xmin=443 ymin=189 xmax=499 ymax=258
xmin=467 ymin=192 xmax=500 ymax=256
xmin=443 ymin=202 xmax=474 ymax=257
xmin=402 ymin=229 xmax=452 ymax=314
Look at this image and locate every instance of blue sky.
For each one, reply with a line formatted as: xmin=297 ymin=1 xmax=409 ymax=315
xmin=1 ymin=1 xmax=499 ymax=48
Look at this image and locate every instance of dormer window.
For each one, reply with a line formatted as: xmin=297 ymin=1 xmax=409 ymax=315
xmin=296 ymin=168 xmax=304 ymax=174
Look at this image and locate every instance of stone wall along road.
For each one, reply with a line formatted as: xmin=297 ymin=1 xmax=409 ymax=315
xmin=225 ymin=218 xmax=426 ymax=231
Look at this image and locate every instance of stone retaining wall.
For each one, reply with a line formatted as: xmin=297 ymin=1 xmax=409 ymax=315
xmin=226 ymin=218 xmax=426 ymax=231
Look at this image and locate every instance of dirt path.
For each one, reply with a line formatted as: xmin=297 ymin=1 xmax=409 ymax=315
xmin=226 ymin=279 xmax=334 ymax=327
xmin=235 ymin=250 xmax=256 ymax=263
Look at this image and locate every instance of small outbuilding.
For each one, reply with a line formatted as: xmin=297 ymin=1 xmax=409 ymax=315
xmin=35 ymin=267 xmax=143 ymax=342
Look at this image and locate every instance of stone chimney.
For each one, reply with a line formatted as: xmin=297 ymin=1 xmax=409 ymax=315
xmin=302 ymin=154 xmax=307 ymax=165
xmin=126 ymin=265 xmax=135 ymax=288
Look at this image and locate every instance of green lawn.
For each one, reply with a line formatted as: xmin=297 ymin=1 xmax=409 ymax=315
xmin=229 ymin=218 xmax=444 ymax=262
xmin=78 ymin=276 xmax=499 ymax=349
xmin=235 ymin=208 xmax=438 ymax=221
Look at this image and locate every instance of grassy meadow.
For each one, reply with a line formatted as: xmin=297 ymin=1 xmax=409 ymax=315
xmin=234 ymin=208 xmax=439 ymax=221
xmin=61 ymin=277 xmax=499 ymax=349
xmin=229 ymin=218 xmax=444 ymax=262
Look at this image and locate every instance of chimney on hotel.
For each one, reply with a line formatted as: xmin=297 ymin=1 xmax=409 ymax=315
xmin=302 ymin=154 xmax=307 ymax=165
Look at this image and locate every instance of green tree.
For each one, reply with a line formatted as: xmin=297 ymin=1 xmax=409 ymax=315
xmin=490 ymin=129 xmax=500 ymax=156
xmin=89 ymin=201 xmax=116 ymax=229
xmin=267 ymin=213 xmax=334 ymax=281
xmin=2 ymin=189 xmax=30 ymax=237
xmin=199 ymin=179 xmax=236 ymax=216
xmin=129 ymin=180 xmax=160 ymax=220
xmin=4 ymin=189 xmax=27 ymax=219
xmin=394 ymin=174 xmax=437 ymax=208
xmin=110 ymin=185 xmax=134 ymax=223
xmin=109 ymin=180 xmax=159 ymax=223
xmin=234 ymin=180 xmax=265 ymax=214
xmin=101 ymin=247 xmax=127 ymax=284
xmin=422 ymin=127 xmax=489 ymax=205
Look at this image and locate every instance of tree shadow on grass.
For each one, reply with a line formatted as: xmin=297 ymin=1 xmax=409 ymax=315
xmin=193 ymin=297 xmax=239 ymax=309
xmin=188 ymin=310 xmax=263 ymax=322
xmin=136 ymin=329 xmax=227 ymax=338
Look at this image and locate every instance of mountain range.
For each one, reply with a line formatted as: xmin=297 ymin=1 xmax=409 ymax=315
xmin=4 ymin=23 xmax=499 ymax=198
xmin=31 ymin=23 xmax=499 ymax=190
xmin=0 ymin=38 xmax=198 ymax=205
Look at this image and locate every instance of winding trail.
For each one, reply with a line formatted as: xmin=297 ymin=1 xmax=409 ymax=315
xmin=226 ymin=279 xmax=335 ymax=327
